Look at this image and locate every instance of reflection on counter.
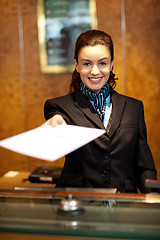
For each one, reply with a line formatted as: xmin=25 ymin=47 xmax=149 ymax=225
xmin=0 ymin=189 xmax=160 ymax=239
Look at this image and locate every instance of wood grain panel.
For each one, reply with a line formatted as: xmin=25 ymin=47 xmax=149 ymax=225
xmin=0 ymin=233 xmax=99 ymax=240
xmin=0 ymin=0 xmax=29 ymax=176
xmin=125 ymin=0 xmax=160 ymax=179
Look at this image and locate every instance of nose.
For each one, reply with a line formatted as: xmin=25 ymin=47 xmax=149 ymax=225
xmin=91 ymin=65 xmax=100 ymax=75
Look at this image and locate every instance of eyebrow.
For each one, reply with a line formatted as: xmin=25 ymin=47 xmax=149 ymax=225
xmin=80 ymin=57 xmax=109 ymax=62
xmin=98 ymin=57 xmax=109 ymax=62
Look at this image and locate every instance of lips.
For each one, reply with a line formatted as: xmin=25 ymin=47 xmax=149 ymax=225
xmin=88 ymin=77 xmax=103 ymax=83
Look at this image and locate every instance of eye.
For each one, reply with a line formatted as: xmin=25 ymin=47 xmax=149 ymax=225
xmin=83 ymin=62 xmax=91 ymax=66
xmin=99 ymin=62 xmax=107 ymax=66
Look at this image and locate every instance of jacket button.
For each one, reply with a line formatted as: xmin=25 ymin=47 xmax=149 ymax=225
xmin=102 ymin=170 xmax=108 ymax=178
xmin=104 ymin=154 xmax=109 ymax=159
xmin=102 ymin=174 xmax=107 ymax=178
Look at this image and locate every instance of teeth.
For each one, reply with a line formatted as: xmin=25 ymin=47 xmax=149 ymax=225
xmin=90 ymin=78 xmax=101 ymax=81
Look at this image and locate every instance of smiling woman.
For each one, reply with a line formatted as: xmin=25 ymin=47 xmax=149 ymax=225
xmin=43 ymin=30 xmax=157 ymax=193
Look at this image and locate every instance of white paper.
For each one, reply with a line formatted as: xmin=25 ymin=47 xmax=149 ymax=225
xmin=0 ymin=125 xmax=105 ymax=162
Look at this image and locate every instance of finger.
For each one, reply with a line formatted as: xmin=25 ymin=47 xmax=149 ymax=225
xmin=51 ymin=115 xmax=66 ymax=127
xmin=42 ymin=115 xmax=66 ymax=127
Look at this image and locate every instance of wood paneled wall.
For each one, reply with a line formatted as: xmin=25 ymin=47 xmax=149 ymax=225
xmin=0 ymin=0 xmax=160 ymax=180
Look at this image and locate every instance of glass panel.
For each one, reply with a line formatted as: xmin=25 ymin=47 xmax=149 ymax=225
xmin=0 ymin=194 xmax=160 ymax=239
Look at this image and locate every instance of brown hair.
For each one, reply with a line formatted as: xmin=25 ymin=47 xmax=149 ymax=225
xmin=70 ymin=30 xmax=117 ymax=93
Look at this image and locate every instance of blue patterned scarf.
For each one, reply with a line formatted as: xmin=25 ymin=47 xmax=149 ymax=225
xmin=80 ymin=82 xmax=110 ymax=123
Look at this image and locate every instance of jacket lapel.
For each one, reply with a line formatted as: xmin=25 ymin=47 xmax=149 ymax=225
xmin=108 ymin=90 xmax=126 ymax=138
xmin=74 ymin=89 xmax=126 ymax=137
xmin=74 ymin=90 xmax=104 ymax=129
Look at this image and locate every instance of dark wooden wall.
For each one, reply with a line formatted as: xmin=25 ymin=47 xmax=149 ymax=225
xmin=0 ymin=0 xmax=160 ymax=180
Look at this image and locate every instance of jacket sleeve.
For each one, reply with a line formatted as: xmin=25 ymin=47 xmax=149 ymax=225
xmin=44 ymin=99 xmax=59 ymax=120
xmin=44 ymin=98 xmax=72 ymax=124
xmin=136 ymin=102 xmax=157 ymax=193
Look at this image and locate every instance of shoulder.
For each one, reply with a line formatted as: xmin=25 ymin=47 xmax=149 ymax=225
xmin=45 ymin=92 xmax=75 ymax=106
xmin=111 ymin=89 xmax=143 ymax=107
xmin=44 ymin=92 xmax=77 ymax=121
xmin=45 ymin=89 xmax=87 ymax=107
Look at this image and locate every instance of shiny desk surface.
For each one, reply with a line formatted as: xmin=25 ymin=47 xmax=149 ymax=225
xmin=0 ymin=188 xmax=160 ymax=240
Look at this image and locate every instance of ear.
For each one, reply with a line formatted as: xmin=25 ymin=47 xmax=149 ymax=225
xmin=110 ymin=60 xmax=114 ymax=71
xmin=74 ymin=59 xmax=79 ymax=72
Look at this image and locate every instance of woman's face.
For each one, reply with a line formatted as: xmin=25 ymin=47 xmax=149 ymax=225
xmin=74 ymin=44 xmax=114 ymax=94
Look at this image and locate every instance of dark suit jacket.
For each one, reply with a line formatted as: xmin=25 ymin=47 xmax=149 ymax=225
xmin=44 ymin=89 xmax=157 ymax=193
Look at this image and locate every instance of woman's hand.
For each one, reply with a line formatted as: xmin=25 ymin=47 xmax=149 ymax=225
xmin=42 ymin=114 xmax=67 ymax=127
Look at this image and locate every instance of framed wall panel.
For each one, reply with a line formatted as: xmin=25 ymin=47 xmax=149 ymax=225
xmin=37 ymin=0 xmax=97 ymax=73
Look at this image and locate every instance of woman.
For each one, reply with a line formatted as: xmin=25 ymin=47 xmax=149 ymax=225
xmin=44 ymin=30 xmax=157 ymax=193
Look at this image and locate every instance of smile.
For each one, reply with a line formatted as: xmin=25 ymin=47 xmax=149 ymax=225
xmin=88 ymin=77 xmax=103 ymax=83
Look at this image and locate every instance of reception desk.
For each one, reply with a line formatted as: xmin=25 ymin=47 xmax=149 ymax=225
xmin=0 ymin=187 xmax=160 ymax=240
